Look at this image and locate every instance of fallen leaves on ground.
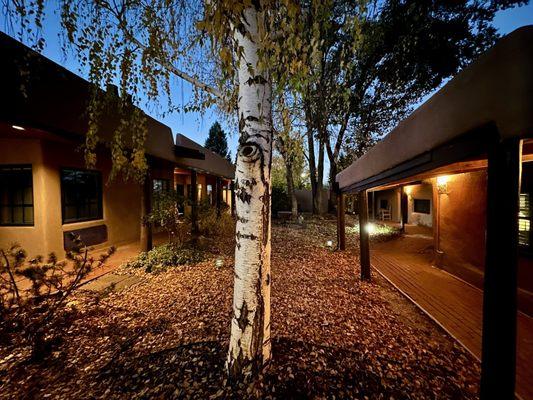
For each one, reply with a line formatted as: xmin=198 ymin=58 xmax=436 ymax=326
xmin=0 ymin=217 xmax=480 ymax=399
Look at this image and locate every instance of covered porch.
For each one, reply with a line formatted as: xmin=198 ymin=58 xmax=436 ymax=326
xmin=370 ymin=238 xmax=533 ymax=400
xmin=335 ymin=27 xmax=533 ymax=399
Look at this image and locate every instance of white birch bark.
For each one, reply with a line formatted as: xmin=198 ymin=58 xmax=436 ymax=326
xmin=226 ymin=6 xmax=273 ymax=379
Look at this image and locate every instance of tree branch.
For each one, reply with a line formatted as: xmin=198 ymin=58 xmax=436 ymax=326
xmin=106 ymin=3 xmax=223 ymax=99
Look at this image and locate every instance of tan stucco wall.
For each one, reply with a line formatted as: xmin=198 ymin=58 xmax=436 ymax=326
xmin=438 ymin=172 xmax=487 ymax=287
xmin=406 ymin=183 xmax=433 ymax=227
xmin=437 ymin=170 xmax=533 ymax=315
xmin=0 ymin=138 xmax=48 ymax=256
xmin=373 ymin=189 xmax=401 ymax=222
xmin=1 ymin=137 xmax=143 ymax=259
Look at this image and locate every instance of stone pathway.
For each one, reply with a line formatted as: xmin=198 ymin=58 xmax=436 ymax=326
xmin=81 ymin=273 xmax=143 ymax=293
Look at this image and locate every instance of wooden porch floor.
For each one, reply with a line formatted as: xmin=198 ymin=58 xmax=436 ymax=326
xmin=371 ymin=250 xmax=533 ymax=400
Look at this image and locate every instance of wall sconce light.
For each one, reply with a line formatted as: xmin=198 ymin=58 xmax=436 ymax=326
xmin=436 ymin=175 xmax=450 ymax=194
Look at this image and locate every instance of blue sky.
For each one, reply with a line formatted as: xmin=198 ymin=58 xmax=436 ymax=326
xmin=1 ymin=3 xmax=532 ymax=159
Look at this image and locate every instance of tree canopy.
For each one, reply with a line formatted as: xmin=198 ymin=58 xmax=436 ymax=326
xmin=205 ymin=122 xmax=231 ymax=161
xmin=297 ymin=0 xmax=527 ymax=211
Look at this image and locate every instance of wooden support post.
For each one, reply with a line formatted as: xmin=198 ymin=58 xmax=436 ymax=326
xmin=480 ymin=138 xmax=521 ymax=400
xmin=358 ymin=190 xmax=371 ymax=281
xmin=191 ymin=170 xmax=199 ymax=235
xmin=337 ymin=191 xmax=346 ymax=251
xmin=216 ymin=177 xmax=222 ymax=217
xmin=400 ymin=186 xmax=408 ymax=232
xmin=371 ymin=191 xmax=375 ymax=220
xmin=140 ymin=171 xmax=153 ymax=252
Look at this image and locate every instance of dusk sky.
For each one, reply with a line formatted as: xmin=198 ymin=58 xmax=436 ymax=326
xmin=1 ymin=3 xmax=532 ymax=160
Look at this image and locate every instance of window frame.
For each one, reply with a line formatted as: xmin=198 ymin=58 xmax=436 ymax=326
xmin=413 ymin=198 xmax=431 ymax=214
xmin=60 ymin=167 xmax=103 ymax=224
xmin=0 ymin=164 xmax=34 ymax=226
xmin=152 ymin=178 xmax=170 ymax=193
xmin=519 ymin=192 xmax=533 ymax=254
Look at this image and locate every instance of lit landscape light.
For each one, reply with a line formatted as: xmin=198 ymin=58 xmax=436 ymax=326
xmin=365 ymin=222 xmax=376 ymax=234
xmin=12 ymin=125 xmax=25 ymax=131
xmin=326 ymin=240 xmax=333 ymax=249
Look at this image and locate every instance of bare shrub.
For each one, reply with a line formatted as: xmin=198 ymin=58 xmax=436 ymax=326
xmin=0 ymin=234 xmax=114 ymax=360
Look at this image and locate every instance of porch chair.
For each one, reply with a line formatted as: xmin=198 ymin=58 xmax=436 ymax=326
xmin=379 ymin=205 xmax=392 ymax=221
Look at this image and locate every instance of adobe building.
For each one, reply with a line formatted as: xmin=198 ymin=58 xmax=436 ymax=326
xmin=0 ymin=32 xmax=234 ymax=259
xmin=336 ymin=26 xmax=533 ymax=399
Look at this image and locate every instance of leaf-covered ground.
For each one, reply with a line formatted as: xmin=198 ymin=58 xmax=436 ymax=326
xmin=0 ymin=217 xmax=480 ymax=399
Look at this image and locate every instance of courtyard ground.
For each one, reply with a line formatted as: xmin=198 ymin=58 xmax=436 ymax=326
xmin=0 ymin=217 xmax=480 ymax=399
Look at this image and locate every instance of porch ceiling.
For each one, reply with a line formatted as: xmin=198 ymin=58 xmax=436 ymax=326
xmin=337 ymin=26 xmax=533 ymax=193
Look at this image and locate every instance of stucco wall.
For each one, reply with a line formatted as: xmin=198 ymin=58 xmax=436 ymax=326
xmin=407 ymin=183 xmax=433 ymax=227
xmin=0 ymin=137 xmax=48 ymax=256
xmin=373 ymin=189 xmax=400 ymax=222
xmin=438 ymin=172 xmax=487 ymax=287
xmin=1 ymin=137 xmax=144 ymax=259
xmin=294 ymin=189 xmax=328 ymax=214
xmin=437 ymin=170 xmax=533 ymax=315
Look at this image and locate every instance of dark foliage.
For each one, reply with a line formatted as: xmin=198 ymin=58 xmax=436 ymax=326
xmin=204 ymin=121 xmax=231 ymax=161
xmin=342 ymin=0 xmax=528 ymax=156
xmin=272 ymin=185 xmax=291 ymax=216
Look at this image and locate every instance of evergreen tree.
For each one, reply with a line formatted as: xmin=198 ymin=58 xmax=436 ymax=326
xmin=204 ymin=122 xmax=230 ymax=160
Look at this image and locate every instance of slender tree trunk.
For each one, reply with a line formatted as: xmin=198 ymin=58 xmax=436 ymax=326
xmin=328 ymin=162 xmax=337 ymax=213
xmin=285 ymin=160 xmax=298 ymax=219
xmin=315 ymin=138 xmax=324 ymax=214
xmin=304 ymin=96 xmax=320 ymax=215
xmin=227 ymin=7 xmax=272 ymax=380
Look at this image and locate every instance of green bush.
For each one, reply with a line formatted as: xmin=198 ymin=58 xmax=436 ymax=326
xmin=197 ymin=200 xmax=235 ymax=238
xmin=127 ymin=243 xmax=204 ymax=273
xmin=271 ymin=185 xmax=290 ymax=215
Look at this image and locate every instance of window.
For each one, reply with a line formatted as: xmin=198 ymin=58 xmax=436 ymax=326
xmin=0 ymin=165 xmax=34 ymax=226
xmin=61 ymin=168 xmax=102 ymax=223
xmin=518 ymin=195 xmax=530 ymax=247
xmin=176 ymin=184 xmax=185 ymax=197
xmin=207 ymin=184 xmax=213 ymax=204
xmin=413 ymin=199 xmax=430 ymax=214
xmin=519 ymin=163 xmax=533 ymax=249
xmin=153 ymin=178 xmax=170 ymax=193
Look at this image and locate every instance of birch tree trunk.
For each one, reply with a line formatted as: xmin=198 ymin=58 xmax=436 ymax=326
xmin=226 ymin=6 xmax=273 ymax=380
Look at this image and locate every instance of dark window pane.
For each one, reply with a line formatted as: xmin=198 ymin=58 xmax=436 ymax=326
xmin=0 ymin=165 xmax=34 ymax=226
xmin=61 ymin=168 xmax=102 ymax=223
xmin=414 ymin=199 xmax=431 ymax=214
